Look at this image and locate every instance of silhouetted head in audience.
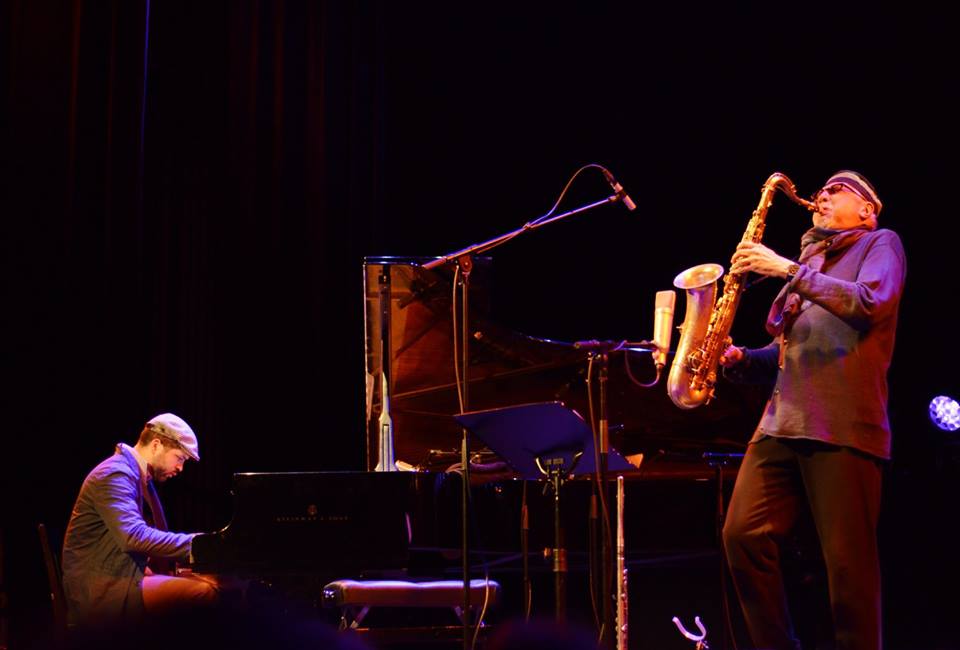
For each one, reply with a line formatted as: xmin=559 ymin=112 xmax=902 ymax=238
xmin=67 ymin=604 xmax=371 ymax=650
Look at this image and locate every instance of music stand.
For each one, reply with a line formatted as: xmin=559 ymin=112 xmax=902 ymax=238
xmin=455 ymin=401 xmax=632 ymax=478
xmin=454 ymin=401 xmax=633 ymax=620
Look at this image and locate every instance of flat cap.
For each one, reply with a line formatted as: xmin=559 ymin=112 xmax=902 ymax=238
xmin=145 ymin=413 xmax=199 ymax=461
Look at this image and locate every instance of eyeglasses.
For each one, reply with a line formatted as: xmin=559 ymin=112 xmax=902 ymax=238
xmin=814 ymin=183 xmax=869 ymax=203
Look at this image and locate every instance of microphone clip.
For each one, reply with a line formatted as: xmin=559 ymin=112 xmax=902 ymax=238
xmin=601 ymin=168 xmax=637 ymax=212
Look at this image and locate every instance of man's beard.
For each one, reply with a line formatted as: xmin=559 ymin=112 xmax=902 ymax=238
xmin=148 ymin=464 xmax=169 ymax=482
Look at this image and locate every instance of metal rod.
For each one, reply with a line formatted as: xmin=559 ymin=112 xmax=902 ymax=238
xmin=616 ymin=476 xmax=628 ymax=650
xmin=460 ymin=260 xmax=472 ymax=650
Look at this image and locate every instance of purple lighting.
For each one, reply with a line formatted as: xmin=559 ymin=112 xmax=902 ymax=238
xmin=929 ymin=396 xmax=960 ymax=432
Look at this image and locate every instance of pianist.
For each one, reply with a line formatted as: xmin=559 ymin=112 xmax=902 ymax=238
xmin=62 ymin=413 xmax=217 ymax=627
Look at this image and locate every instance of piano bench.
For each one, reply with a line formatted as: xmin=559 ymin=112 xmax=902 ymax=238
xmin=322 ymin=579 xmax=500 ymax=630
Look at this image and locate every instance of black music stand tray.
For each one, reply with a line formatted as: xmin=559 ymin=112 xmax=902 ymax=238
xmin=453 ymin=401 xmax=632 ymax=479
xmin=454 ymin=401 xmax=632 ymax=620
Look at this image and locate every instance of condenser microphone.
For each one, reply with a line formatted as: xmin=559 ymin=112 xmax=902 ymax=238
xmin=602 ymin=169 xmax=637 ymax=211
xmin=653 ymin=290 xmax=676 ymax=369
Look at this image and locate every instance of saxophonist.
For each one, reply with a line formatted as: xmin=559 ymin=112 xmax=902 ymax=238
xmin=719 ymin=171 xmax=905 ymax=650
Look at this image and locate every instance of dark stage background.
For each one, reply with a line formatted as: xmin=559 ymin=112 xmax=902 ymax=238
xmin=4 ymin=2 xmax=959 ymax=648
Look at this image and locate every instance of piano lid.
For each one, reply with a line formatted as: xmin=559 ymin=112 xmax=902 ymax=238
xmin=362 ymin=258 xmax=767 ymax=472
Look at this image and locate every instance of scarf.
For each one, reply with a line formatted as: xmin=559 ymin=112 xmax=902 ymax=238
xmin=765 ymin=224 xmax=874 ymax=337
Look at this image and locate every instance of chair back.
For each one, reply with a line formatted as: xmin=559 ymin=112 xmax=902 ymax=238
xmin=38 ymin=523 xmax=69 ymax=641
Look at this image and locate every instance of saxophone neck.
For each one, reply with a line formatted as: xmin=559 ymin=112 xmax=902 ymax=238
xmin=764 ymin=172 xmax=816 ymax=212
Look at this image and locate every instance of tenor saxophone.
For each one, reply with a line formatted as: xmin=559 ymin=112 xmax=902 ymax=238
xmin=666 ymin=173 xmax=815 ymax=409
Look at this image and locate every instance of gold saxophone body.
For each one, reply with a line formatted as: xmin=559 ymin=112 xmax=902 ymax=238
xmin=667 ymin=173 xmax=815 ymax=409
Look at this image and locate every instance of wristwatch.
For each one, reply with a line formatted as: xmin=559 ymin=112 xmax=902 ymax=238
xmin=785 ymin=263 xmax=801 ymax=281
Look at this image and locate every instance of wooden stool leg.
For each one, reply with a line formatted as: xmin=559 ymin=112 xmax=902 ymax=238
xmin=340 ymin=605 xmax=371 ymax=630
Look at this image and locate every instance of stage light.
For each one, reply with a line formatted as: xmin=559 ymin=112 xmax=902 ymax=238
xmin=929 ymin=396 xmax=960 ymax=432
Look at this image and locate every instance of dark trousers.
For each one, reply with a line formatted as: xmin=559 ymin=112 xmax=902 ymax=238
xmin=722 ymin=436 xmax=883 ymax=650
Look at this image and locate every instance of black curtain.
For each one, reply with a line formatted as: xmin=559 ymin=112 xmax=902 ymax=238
xmin=5 ymin=1 xmax=385 ymax=639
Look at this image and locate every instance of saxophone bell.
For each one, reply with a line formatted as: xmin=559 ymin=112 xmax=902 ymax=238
xmin=674 ymin=263 xmax=725 ymax=292
xmin=667 ymin=263 xmax=725 ymax=409
xmin=666 ymin=173 xmax=810 ymax=409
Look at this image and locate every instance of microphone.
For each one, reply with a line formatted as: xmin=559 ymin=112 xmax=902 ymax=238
xmin=652 ymin=290 xmax=676 ymax=370
xmin=573 ymin=339 xmax=623 ymax=353
xmin=602 ymin=169 xmax=637 ymax=211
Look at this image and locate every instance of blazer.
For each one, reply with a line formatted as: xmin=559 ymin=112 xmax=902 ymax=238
xmin=61 ymin=444 xmax=194 ymax=625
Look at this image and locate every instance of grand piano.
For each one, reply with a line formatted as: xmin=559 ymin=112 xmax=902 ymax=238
xmin=191 ymin=257 xmax=770 ymax=623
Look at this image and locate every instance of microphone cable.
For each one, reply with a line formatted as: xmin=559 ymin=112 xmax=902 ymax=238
xmin=585 ymin=354 xmax=614 ymax=643
xmin=528 ymin=163 xmax=611 ymax=227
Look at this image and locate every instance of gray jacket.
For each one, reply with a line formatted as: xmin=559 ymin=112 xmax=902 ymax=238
xmin=62 ymin=444 xmax=195 ymax=625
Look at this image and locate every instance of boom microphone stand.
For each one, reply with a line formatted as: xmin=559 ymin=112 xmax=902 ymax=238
xmin=421 ymin=165 xmax=635 ymax=650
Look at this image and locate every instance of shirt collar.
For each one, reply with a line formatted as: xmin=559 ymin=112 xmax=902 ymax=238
xmin=119 ymin=442 xmax=151 ymax=484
